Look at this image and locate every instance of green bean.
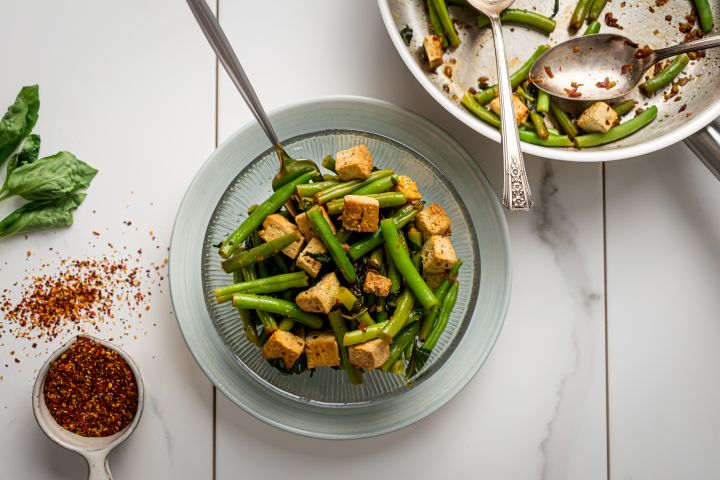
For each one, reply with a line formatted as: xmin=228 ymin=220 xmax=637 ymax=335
xmin=430 ymin=0 xmax=460 ymax=48
xmin=219 ymin=171 xmax=315 ymax=258
xmin=329 ymin=311 xmax=363 ymax=385
xmin=232 ymin=294 xmax=323 ymax=329
xmin=404 ymin=341 xmax=413 ymax=360
xmin=407 ymin=227 xmax=423 ymax=252
xmin=473 ymin=45 xmax=550 ymax=105
xmin=519 ymin=131 xmax=573 ymax=147
xmin=390 ymin=359 xmax=405 ymax=375
xmin=694 ymin=0 xmax=714 ymax=33
xmin=351 ymin=175 xmax=398 ymax=196
xmin=383 ymin=242 xmax=402 ymax=293
xmin=549 ymin=100 xmax=579 ymax=139
xmin=419 ymin=260 xmax=462 ymax=341
xmin=427 ymin=0 xmax=449 ymax=48
xmin=612 ymin=100 xmax=637 ymax=117
xmin=570 ymin=0 xmax=593 ymax=29
xmin=335 ymin=228 xmax=353 ymax=244
xmin=368 ymin=246 xmax=384 ymax=270
xmin=336 ymin=287 xmax=375 ymax=326
xmin=325 ymin=192 xmax=406 ymax=216
xmin=575 ymin=106 xmax=658 ymax=148
xmin=240 ymin=261 xmax=277 ymax=331
xmin=584 ymin=20 xmax=601 ymax=35
xmin=348 ymin=204 xmax=421 ymax=260
xmin=343 ymin=321 xmax=389 ymax=346
xmin=380 ymin=219 xmax=438 ymax=310
xmin=214 ymin=271 xmax=308 ymax=302
xmin=381 ymin=323 xmax=420 ymax=372
xmin=587 ymin=0 xmax=607 ymax=22
xmin=477 ymin=9 xmax=556 ymax=34
xmin=379 ymin=289 xmax=415 ymax=342
xmin=307 ymin=206 xmax=356 ymax=283
xmin=270 ymin=254 xmax=289 ymax=274
xmin=313 ymin=169 xmax=394 ymax=205
xmin=461 ymin=92 xmax=501 ymax=127
xmin=424 ymin=280 xmax=458 ymax=351
xmin=220 ymin=231 xmax=300 ymax=274
xmin=530 ymin=112 xmax=549 ymax=140
xmin=639 ymin=54 xmax=689 ymax=96
xmin=232 ymin=271 xmax=259 ymax=345
xmin=277 ymin=318 xmax=295 ymax=331
xmin=296 ymin=180 xmax=340 ymax=198
xmin=322 ymin=155 xmax=336 ymax=172
xmin=537 ymin=90 xmax=550 ymax=112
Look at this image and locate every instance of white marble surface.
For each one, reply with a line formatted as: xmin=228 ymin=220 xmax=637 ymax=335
xmin=0 ymin=1 xmax=718 ymax=479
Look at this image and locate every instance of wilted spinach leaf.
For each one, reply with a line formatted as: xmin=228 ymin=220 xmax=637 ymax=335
xmin=0 ymin=85 xmax=40 ymax=165
xmin=266 ymin=355 xmax=310 ymax=376
xmin=3 ymin=151 xmax=98 ymax=201
xmin=400 ymin=25 xmax=413 ymax=46
xmin=0 ymin=193 xmax=85 ymax=239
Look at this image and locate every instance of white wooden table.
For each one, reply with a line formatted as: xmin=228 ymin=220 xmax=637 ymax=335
xmin=1 ymin=1 xmax=719 ymax=479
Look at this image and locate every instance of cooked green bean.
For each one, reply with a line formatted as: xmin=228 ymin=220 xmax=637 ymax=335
xmin=322 ymin=155 xmax=336 ymax=172
xmin=232 ymin=294 xmax=323 ymax=329
xmin=473 ymin=45 xmax=550 ymax=105
xmin=427 ymin=0 xmax=449 ymax=48
xmin=329 ymin=311 xmax=363 ymax=385
xmin=639 ymin=54 xmax=689 ymax=96
xmin=530 ymin=112 xmax=549 ymax=140
xmin=351 ymin=175 xmax=398 ymax=196
xmin=575 ymin=106 xmax=658 ymax=148
xmin=336 ymin=286 xmax=375 ymax=326
xmin=419 ymin=260 xmax=462 ymax=340
xmin=296 ymin=180 xmax=340 ymax=198
xmin=612 ymin=100 xmax=637 ymax=117
xmin=381 ymin=322 xmax=420 ymax=372
xmin=215 ymin=271 xmax=308 ymax=302
xmin=348 ymin=204 xmax=420 ymax=260
xmin=520 ymin=131 xmax=573 ymax=147
xmin=240 ymin=257 xmax=277 ymax=331
xmin=368 ymin=246 xmax=384 ymax=270
xmin=694 ymin=0 xmax=714 ymax=33
xmin=307 ymin=206 xmax=356 ymax=283
xmin=335 ymin=228 xmax=353 ymax=244
xmin=380 ymin=219 xmax=438 ymax=310
xmin=462 ymin=92 xmax=501 ymax=127
xmin=220 ymin=231 xmax=300 ymax=274
xmin=313 ymin=169 xmax=394 ymax=205
xmin=219 ymin=171 xmax=315 ymax=258
xmin=584 ymin=20 xmax=601 ymax=35
xmin=537 ymin=90 xmax=550 ymax=113
xmin=477 ymin=9 xmax=556 ymax=34
xmin=325 ymin=192 xmax=406 ymax=215
xmin=549 ymin=100 xmax=579 ymax=139
xmin=277 ymin=318 xmax=295 ymax=331
xmin=232 ymin=271 xmax=259 ymax=345
xmin=587 ymin=0 xmax=608 ymax=22
xmin=430 ymin=0 xmax=460 ymax=48
xmin=424 ymin=280 xmax=459 ymax=351
xmin=383 ymin=242 xmax=402 ymax=293
xmin=390 ymin=360 xmax=405 ymax=375
xmin=379 ymin=289 xmax=415 ymax=342
xmin=343 ymin=321 xmax=389 ymax=346
xmin=570 ymin=0 xmax=593 ymax=29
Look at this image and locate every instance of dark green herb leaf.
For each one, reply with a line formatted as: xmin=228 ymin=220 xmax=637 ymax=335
xmin=0 ymin=193 xmax=85 ymax=239
xmin=0 ymin=85 xmax=40 ymax=165
xmin=551 ymin=0 xmax=560 ymax=18
xmin=5 ymin=151 xmax=98 ymax=201
xmin=266 ymin=355 xmax=309 ymax=376
xmin=307 ymin=251 xmax=332 ymax=264
xmin=400 ymin=25 xmax=414 ymax=46
xmin=1 ymin=134 xmax=41 ymax=194
xmin=404 ymin=344 xmax=431 ymax=383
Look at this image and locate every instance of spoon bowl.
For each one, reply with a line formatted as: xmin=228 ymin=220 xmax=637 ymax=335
xmin=32 ymin=335 xmax=144 ymax=480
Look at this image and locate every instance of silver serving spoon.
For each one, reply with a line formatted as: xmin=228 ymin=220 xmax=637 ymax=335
xmin=32 ymin=335 xmax=144 ymax=480
xmin=186 ymin=0 xmax=321 ymax=191
xmin=530 ymin=34 xmax=720 ymax=102
xmin=466 ymin=0 xmax=532 ymax=211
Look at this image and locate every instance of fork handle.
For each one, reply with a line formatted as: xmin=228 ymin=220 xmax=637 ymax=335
xmin=487 ymin=14 xmax=533 ymax=211
xmin=186 ymin=0 xmax=282 ymax=151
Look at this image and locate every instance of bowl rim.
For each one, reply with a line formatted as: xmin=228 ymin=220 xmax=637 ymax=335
xmin=375 ymin=0 xmax=720 ymax=162
xmin=169 ymin=95 xmax=512 ymax=438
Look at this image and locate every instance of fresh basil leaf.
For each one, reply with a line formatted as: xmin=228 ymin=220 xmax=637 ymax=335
xmin=0 ymin=85 xmax=40 ymax=165
xmin=0 ymin=193 xmax=85 ymax=239
xmin=404 ymin=344 xmax=430 ymax=383
xmin=1 ymin=134 xmax=41 ymax=194
xmin=5 ymin=151 xmax=98 ymax=201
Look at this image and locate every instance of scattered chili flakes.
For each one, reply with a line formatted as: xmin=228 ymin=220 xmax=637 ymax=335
xmin=679 ymin=104 xmax=687 ymax=112
xmin=43 ymin=337 xmax=138 ymax=437
xmin=605 ymin=12 xmax=623 ymax=29
xmin=635 ymin=46 xmax=654 ymax=59
xmin=444 ymin=65 xmax=453 ymax=78
xmin=544 ymin=66 xmax=554 ymax=78
xmin=596 ymin=77 xmax=617 ymax=90
xmin=621 ymin=64 xmax=634 ymax=74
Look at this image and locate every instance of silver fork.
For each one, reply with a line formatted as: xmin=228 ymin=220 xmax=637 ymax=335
xmin=466 ymin=0 xmax=532 ymax=211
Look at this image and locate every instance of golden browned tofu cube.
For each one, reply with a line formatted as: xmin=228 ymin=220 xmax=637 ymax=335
xmin=305 ymin=330 xmax=340 ymax=369
xmin=363 ymin=270 xmax=392 ymax=297
xmin=262 ymin=330 xmax=305 ymax=369
xmin=393 ymin=175 xmax=422 ymax=202
xmin=577 ymin=101 xmax=618 ymax=133
xmin=296 ymin=237 xmax=327 ymax=278
xmin=295 ymin=272 xmax=340 ymax=314
xmin=335 ymin=145 xmax=373 ymax=181
xmin=258 ymin=214 xmax=305 ymax=259
xmin=424 ymin=35 xmax=444 ymax=70
xmin=416 ymin=203 xmax=452 ymax=239
xmin=341 ymin=195 xmax=379 ymax=233
xmin=349 ymin=339 xmax=390 ymax=371
xmin=295 ymin=206 xmax=335 ymax=241
xmin=421 ymin=235 xmax=458 ymax=273
xmin=489 ymin=95 xmax=530 ymax=125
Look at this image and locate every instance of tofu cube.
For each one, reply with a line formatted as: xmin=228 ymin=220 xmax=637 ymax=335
xmin=296 ymin=237 xmax=327 ymax=278
xmin=577 ymin=101 xmax=618 ymax=133
xmin=393 ymin=175 xmax=422 ymax=202
xmin=423 ymin=35 xmax=444 ymax=70
xmin=262 ymin=330 xmax=305 ymax=369
xmin=335 ymin=145 xmax=373 ymax=181
xmin=415 ymin=203 xmax=452 ymax=239
xmin=305 ymin=330 xmax=340 ymax=369
xmin=424 ymin=272 xmax=446 ymax=291
xmin=295 ymin=272 xmax=340 ymax=314
xmin=258 ymin=214 xmax=305 ymax=259
xmin=421 ymin=235 xmax=458 ymax=273
xmin=295 ymin=206 xmax=335 ymax=241
xmin=363 ymin=270 xmax=392 ymax=297
xmin=349 ymin=339 xmax=390 ymax=371
xmin=489 ymin=95 xmax=530 ymax=125
xmin=341 ymin=195 xmax=380 ymax=233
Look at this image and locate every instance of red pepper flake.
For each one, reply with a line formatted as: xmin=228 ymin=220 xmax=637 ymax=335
xmin=596 ymin=77 xmax=617 ymax=89
xmin=621 ymin=64 xmax=634 ymax=74
xmin=605 ymin=12 xmax=623 ymax=29
xmin=43 ymin=337 xmax=138 ymax=437
xmin=679 ymin=104 xmax=687 ymax=112
xmin=14 ymin=358 xmax=20 ymax=363
xmin=544 ymin=66 xmax=554 ymax=78
xmin=26 ymin=250 xmax=32 ymax=257
xmin=635 ymin=46 xmax=654 ymax=59
xmin=92 ymin=231 xmax=100 ymax=236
